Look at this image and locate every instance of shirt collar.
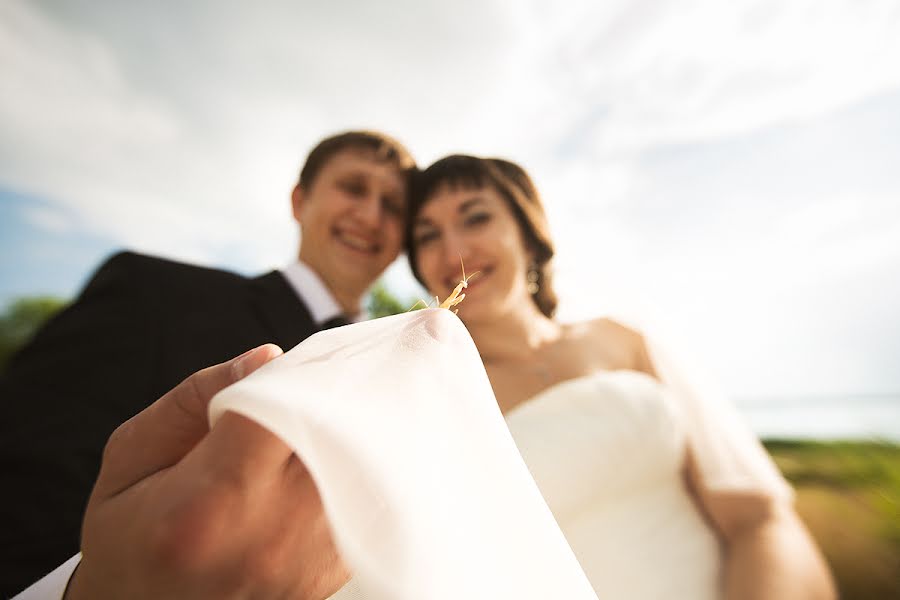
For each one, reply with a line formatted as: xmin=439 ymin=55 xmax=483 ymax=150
xmin=279 ymin=261 xmax=365 ymax=324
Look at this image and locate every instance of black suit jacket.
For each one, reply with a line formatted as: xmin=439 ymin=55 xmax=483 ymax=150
xmin=0 ymin=251 xmax=320 ymax=596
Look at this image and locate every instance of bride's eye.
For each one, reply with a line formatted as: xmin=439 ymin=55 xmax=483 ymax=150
xmin=464 ymin=212 xmax=491 ymax=227
xmin=413 ymin=229 xmax=439 ymax=246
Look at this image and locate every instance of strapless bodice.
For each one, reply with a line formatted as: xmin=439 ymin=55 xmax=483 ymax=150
xmin=506 ymin=370 xmax=722 ymax=599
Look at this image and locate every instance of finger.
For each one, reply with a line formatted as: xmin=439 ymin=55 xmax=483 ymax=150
xmin=180 ymin=343 xmax=285 ymax=420
xmin=95 ymin=344 xmax=283 ymax=497
xmin=190 ymin=410 xmax=297 ymax=488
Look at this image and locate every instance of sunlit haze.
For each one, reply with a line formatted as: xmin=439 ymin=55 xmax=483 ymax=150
xmin=2 ymin=0 xmax=899 ymax=406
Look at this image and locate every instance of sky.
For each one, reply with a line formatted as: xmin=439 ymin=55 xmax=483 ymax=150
xmin=2 ymin=0 xmax=899 ymax=402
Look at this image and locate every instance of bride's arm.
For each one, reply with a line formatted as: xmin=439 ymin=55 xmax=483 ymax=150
xmin=623 ymin=326 xmax=836 ymax=599
xmin=683 ymin=451 xmax=836 ymax=600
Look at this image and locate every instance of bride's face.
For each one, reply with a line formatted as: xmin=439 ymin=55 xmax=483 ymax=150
xmin=411 ymin=183 xmax=533 ymax=322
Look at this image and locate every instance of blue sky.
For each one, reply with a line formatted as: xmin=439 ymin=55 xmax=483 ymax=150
xmin=0 ymin=188 xmax=116 ymax=303
xmin=2 ymin=0 xmax=899 ymax=401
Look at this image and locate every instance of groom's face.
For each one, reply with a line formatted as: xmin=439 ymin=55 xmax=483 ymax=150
xmin=293 ymin=148 xmax=407 ymax=294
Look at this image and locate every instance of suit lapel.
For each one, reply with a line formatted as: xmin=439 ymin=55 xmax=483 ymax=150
xmin=248 ymin=270 xmax=318 ymax=352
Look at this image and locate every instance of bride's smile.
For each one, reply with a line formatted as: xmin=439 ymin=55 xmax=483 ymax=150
xmin=410 ymin=184 xmax=538 ymax=323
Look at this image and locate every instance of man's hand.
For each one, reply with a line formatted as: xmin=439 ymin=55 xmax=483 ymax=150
xmin=66 ymin=344 xmax=350 ymax=600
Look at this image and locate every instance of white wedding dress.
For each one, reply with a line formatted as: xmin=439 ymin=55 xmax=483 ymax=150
xmin=210 ymin=309 xmax=787 ymax=600
xmin=505 ymin=371 xmax=720 ymax=599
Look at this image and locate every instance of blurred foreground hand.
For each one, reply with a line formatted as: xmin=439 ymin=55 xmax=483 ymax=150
xmin=67 ymin=344 xmax=349 ymax=600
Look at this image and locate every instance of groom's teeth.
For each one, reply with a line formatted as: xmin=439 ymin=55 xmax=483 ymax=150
xmin=337 ymin=231 xmax=376 ymax=252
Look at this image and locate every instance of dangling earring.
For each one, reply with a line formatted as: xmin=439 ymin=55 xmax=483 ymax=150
xmin=526 ymin=264 xmax=540 ymax=295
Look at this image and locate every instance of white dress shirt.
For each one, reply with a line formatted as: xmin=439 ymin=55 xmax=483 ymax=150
xmin=280 ymin=261 xmax=366 ymax=324
xmin=13 ymin=554 xmax=80 ymax=599
xmin=14 ymin=260 xmax=361 ymax=599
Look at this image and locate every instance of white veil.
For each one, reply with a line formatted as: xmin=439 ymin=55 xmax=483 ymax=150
xmin=644 ymin=334 xmax=794 ymax=501
xmin=209 ymin=309 xmax=599 ymax=600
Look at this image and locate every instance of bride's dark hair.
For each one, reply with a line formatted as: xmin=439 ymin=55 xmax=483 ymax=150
xmin=406 ymin=155 xmax=558 ymax=318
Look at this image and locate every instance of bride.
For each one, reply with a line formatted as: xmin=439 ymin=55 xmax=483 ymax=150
xmin=404 ymin=154 xmax=835 ymax=599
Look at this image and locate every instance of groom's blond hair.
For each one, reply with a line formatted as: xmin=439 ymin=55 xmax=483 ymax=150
xmin=298 ymin=131 xmax=417 ymax=190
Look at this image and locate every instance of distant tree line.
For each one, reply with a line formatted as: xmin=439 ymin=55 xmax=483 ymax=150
xmin=0 ymin=296 xmax=68 ymax=372
xmin=366 ymin=281 xmax=416 ymax=318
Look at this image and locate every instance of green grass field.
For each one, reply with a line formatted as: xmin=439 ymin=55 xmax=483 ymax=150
xmin=764 ymin=439 xmax=900 ymax=599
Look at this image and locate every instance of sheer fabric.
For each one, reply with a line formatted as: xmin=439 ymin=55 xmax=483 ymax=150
xmin=209 ymin=309 xmax=598 ymax=600
xmin=644 ymin=337 xmax=793 ymax=500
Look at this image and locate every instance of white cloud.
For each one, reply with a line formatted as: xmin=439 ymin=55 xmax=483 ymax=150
xmin=0 ymin=0 xmax=530 ymax=268
xmin=21 ymin=204 xmax=74 ymax=234
xmin=2 ymin=0 xmax=899 ymax=397
xmin=506 ymin=0 xmax=900 ymax=157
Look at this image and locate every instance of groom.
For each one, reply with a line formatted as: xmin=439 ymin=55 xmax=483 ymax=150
xmin=0 ymin=130 xmax=416 ymax=597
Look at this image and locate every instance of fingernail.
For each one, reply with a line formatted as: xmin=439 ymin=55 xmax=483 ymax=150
xmin=232 ymin=346 xmax=262 ymax=380
xmin=233 ymin=344 xmax=282 ymax=380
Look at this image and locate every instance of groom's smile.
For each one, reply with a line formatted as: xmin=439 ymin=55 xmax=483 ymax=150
xmin=334 ymin=227 xmax=381 ymax=255
xmin=293 ymin=147 xmax=408 ymax=297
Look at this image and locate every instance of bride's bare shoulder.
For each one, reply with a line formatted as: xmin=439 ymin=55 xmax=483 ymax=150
xmin=579 ymin=317 xmax=644 ymax=343
xmin=567 ymin=317 xmax=650 ymax=372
